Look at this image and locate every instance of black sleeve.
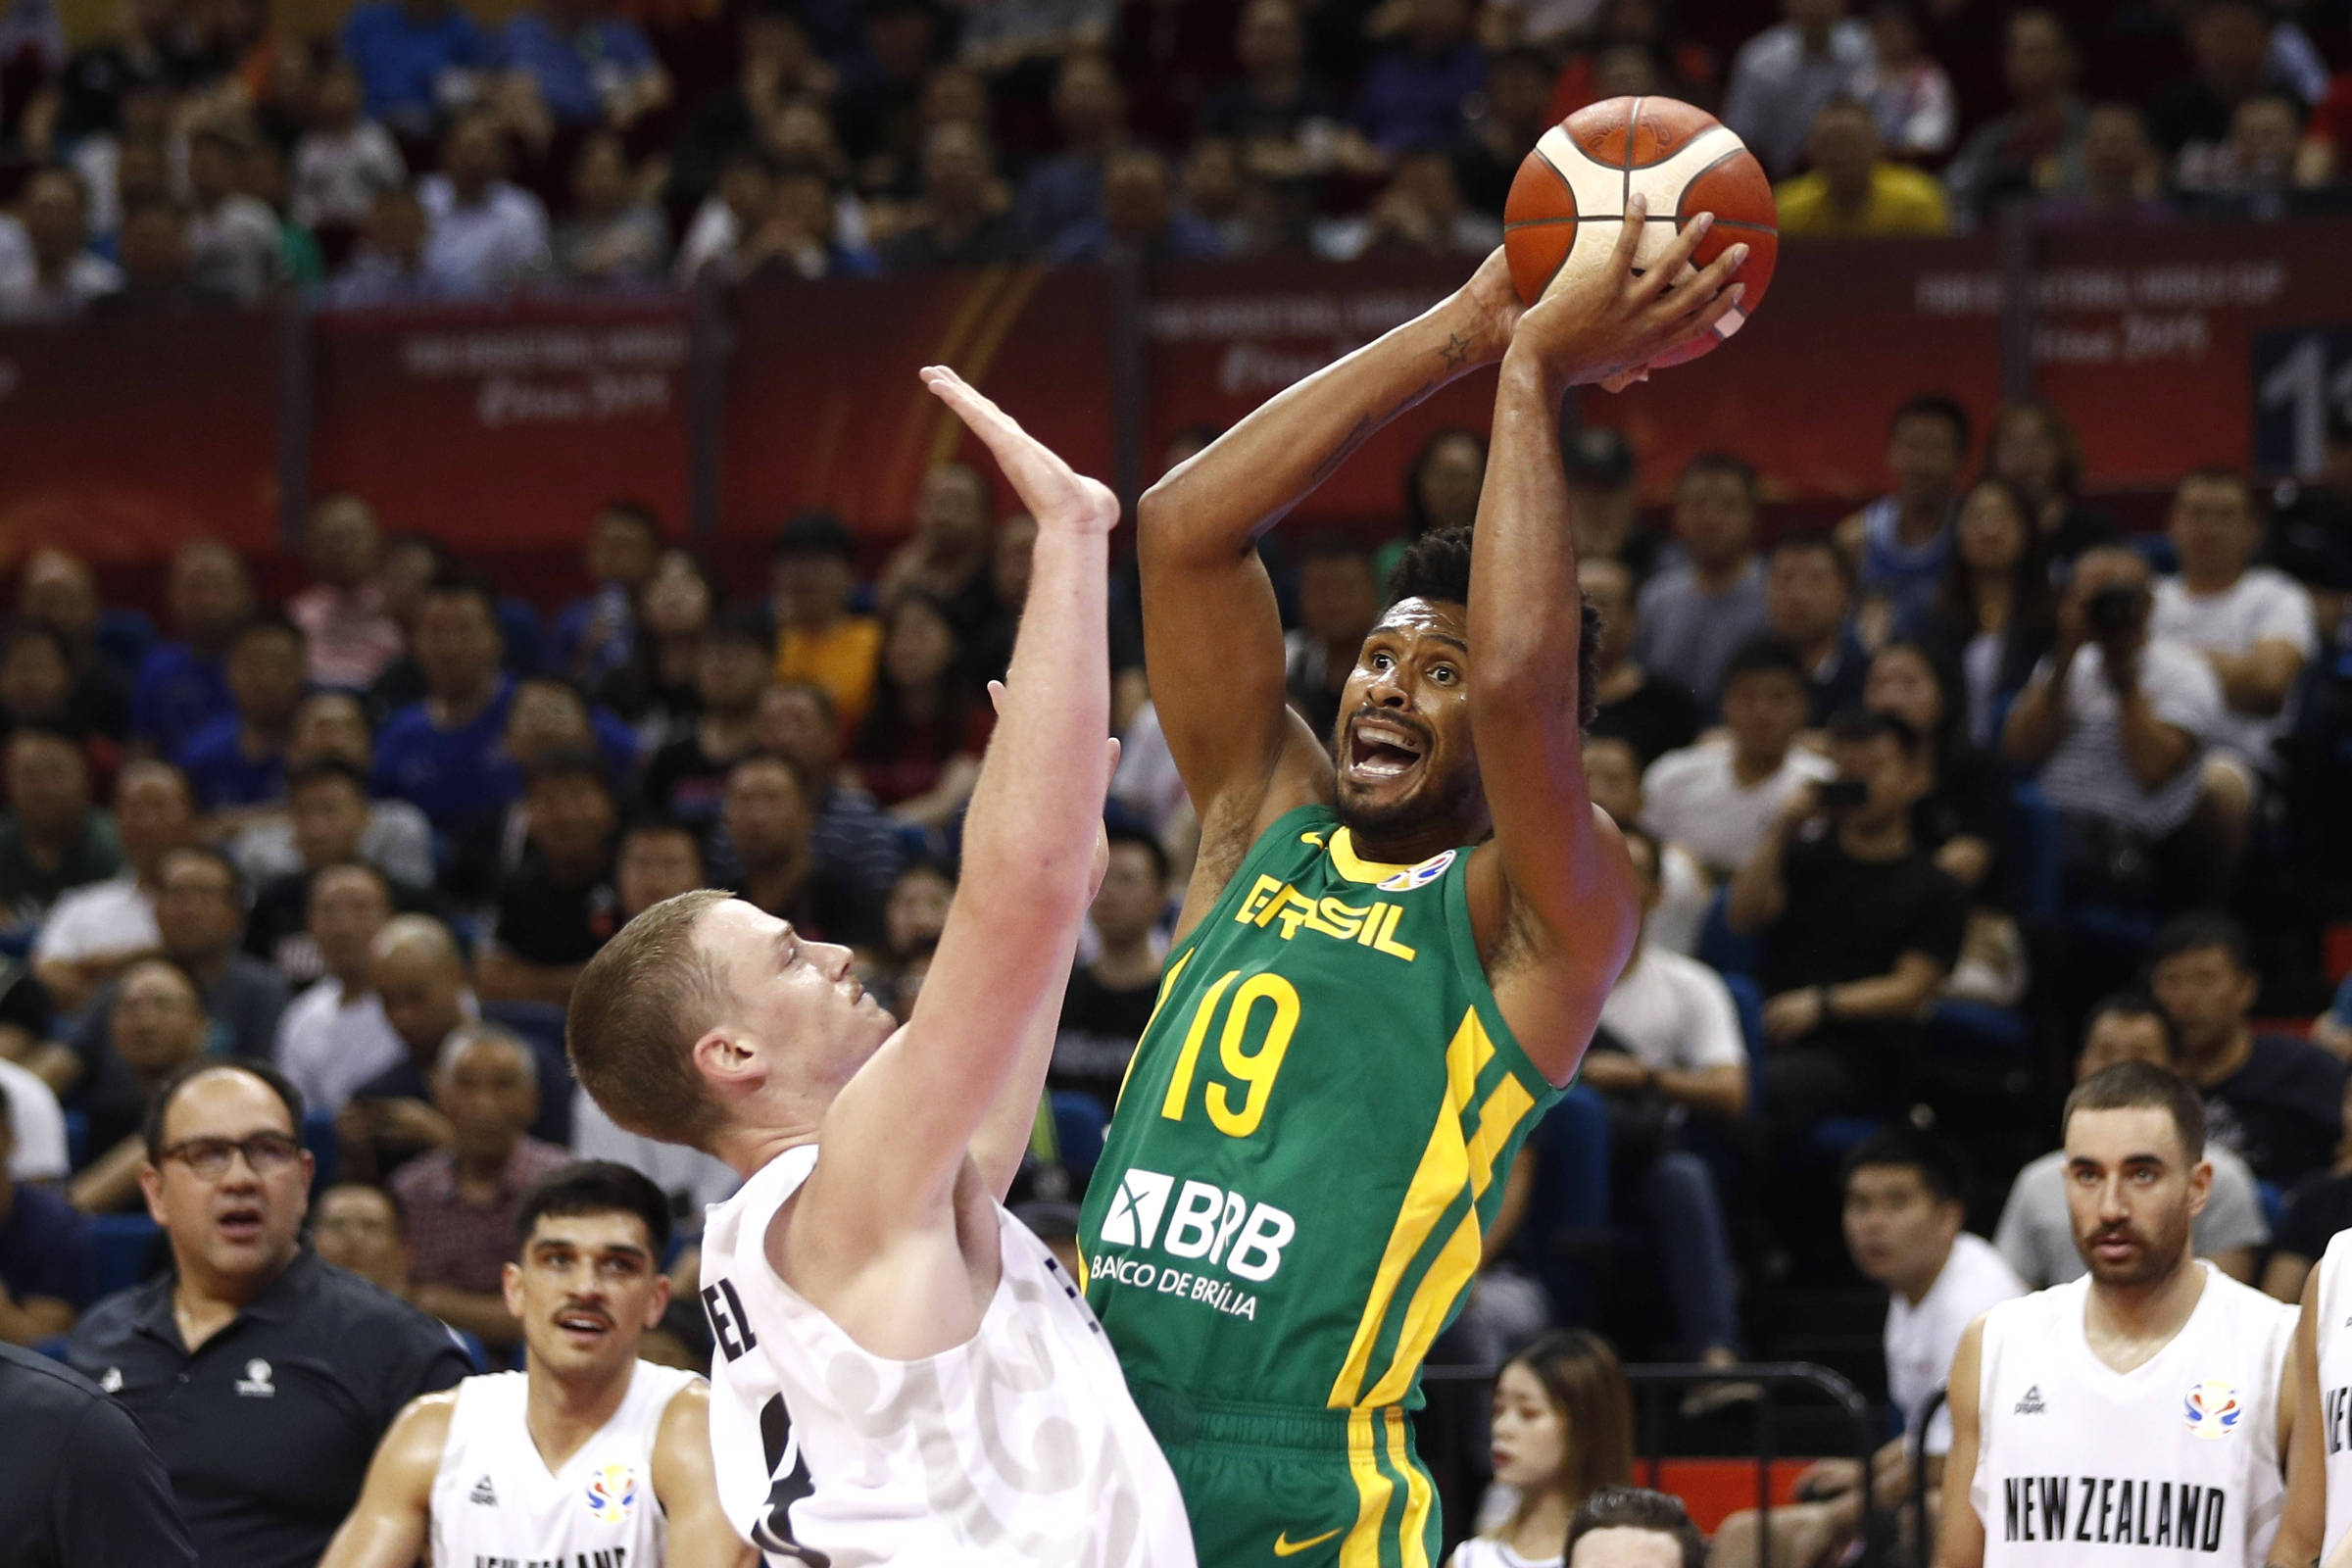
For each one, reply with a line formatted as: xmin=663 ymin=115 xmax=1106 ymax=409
xmin=53 ymin=1396 xmax=198 ymax=1568
xmin=2276 ymin=1173 xmax=2352 ymax=1261
xmin=1902 ymin=865 xmax=1971 ymax=973
xmin=374 ymin=1312 xmax=473 ymax=1432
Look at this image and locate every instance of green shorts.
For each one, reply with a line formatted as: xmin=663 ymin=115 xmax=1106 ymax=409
xmin=1129 ymin=1382 xmax=1443 ymax=1568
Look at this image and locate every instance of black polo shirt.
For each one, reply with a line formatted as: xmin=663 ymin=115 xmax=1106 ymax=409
xmin=0 ymin=1340 xmax=196 ymax=1568
xmin=64 ymin=1248 xmax=470 ymax=1568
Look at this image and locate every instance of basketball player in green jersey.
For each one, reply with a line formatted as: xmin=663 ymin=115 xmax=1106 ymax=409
xmin=1077 ymin=198 xmax=1750 ymax=1567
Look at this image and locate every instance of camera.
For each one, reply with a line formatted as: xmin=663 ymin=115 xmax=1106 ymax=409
xmin=2084 ymin=583 xmax=2146 ymax=637
xmin=1818 ymin=778 xmax=1869 ymax=809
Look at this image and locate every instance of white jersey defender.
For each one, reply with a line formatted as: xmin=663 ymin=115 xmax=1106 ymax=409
xmin=1968 ymin=1264 xmax=2295 ymax=1566
xmin=430 ymin=1360 xmax=704 ymax=1568
xmin=2311 ymin=1228 xmax=2352 ymax=1558
xmin=699 ymin=1148 xmax=1194 ymax=1567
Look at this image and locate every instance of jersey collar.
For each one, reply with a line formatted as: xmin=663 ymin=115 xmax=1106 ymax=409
xmin=1327 ymin=827 xmax=1414 ymax=886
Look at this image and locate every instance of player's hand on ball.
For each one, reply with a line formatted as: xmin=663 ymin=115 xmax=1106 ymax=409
xmin=921 ymin=366 xmax=1119 ymax=536
xmin=1507 ymin=194 xmax=1747 ymax=390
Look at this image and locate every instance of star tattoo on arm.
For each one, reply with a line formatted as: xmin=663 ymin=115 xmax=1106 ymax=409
xmin=1439 ymin=331 xmax=1472 ymax=369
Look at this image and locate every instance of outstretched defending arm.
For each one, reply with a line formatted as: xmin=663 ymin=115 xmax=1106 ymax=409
xmin=1466 ymin=198 xmax=1747 ymax=1084
xmin=1138 ymin=254 xmax=1526 ymax=934
xmin=803 ymin=368 xmax=1114 ymax=1230
xmin=316 ymin=1393 xmax=452 ymax=1568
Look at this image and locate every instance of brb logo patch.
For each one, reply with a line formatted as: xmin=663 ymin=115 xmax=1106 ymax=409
xmin=1378 ymin=850 xmax=1455 ymax=893
xmin=2182 ymin=1381 xmax=2242 ymax=1440
xmin=584 ymin=1463 xmax=640 ymax=1523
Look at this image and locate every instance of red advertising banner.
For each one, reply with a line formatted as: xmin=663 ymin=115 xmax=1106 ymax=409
xmin=1142 ymin=254 xmax=1498 ymax=530
xmin=0 ymin=309 xmax=280 ymax=565
xmin=308 ymin=295 xmax=694 ymax=548
xmin=721 ymin=265 xmax=1117 ymax=544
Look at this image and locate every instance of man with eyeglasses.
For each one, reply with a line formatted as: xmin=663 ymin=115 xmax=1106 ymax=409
xmin=66 ymin=1058 xmax=470 ymax=1568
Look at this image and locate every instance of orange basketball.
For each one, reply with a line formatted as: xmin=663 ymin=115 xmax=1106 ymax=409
xmin=1502 ymin=96 xmax=1778 ymax=368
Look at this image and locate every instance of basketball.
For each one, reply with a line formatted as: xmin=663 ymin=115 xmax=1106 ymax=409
xmin=1502 ymin=96 xmax=1779 ymax=368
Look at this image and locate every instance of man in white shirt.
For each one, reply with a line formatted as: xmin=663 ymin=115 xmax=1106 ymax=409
xmin=1994 ymin=994 xmax=2268 ymax=1287
xmin=2149 ymin=467 xmax=2318 ymax=787
xmin=0 ymin=166 xmax=122 ymax=321
xmin=32 ymin=760 xmax=196 ymax=1022
xmin=1584 ymin=827 xmax=1748 ymax=1363
xmin=1642 ymin=638 xmax=1836 ymax=877
xmin=2003 ymin=545 xmax=2237 ymax=906
xmin=0 ymin=1056 xmax=68 ymax=1181
xmin=1720 ymin=0 xmax=1877 ymax=176
xmin=275 ymin=863 xmax=409 ymax=1115
xmin=417 ymin=113 xmax=550 ymax=296
xmin=1584 ymin=738 xmax=1708 ymax=955
xmin=1714 ymin=1130 xmax=2026 ymax=1567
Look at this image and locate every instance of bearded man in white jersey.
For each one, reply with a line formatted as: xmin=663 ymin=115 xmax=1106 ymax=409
xmin=1937 ymin=1061 xmax=2301 ymax=1568
xmin=320 ymin=1160 xmax=750 ymax=1568
xmin=564 ymin=367 xmax=1193 ymax=1567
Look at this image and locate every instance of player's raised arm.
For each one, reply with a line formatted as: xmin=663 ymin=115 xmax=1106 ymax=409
xmin=316 ymin=1392 xmax=452 ymax=1568
xmin=1465 ymin=196 xmax=1746 ymax=1083
xmin=804 ymin=367 xmax=1113 ymax=1227
xmin=1137 ymin=253 xmax=1525 ymax=925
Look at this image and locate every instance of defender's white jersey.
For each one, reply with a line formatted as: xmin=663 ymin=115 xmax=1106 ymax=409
xmin=698 ymin=1146 xmax=1195 ymax=1567
xmin=1968 ymin=1264 xmax=2295 ymax=1566
xmin=430 ymin=1360 xmax=702 ymax=1568
xmin=2313 ymin=1229 xmax=2352 ymax=1557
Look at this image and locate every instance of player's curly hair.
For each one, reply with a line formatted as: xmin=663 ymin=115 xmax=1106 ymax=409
xmin=1385 ymin=525 xmax=1603 ymax=730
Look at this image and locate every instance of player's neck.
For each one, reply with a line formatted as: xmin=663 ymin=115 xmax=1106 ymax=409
xmin=2087 ymin=1251 xmax=2205 ymax=1359
xmin=710 ymin=1120 xmax=820 ymax=1181
xmin=1348 ymin=815 xmax=1473 ymax=868
xmin=524 ymin=1355 xmax=636 ymax=1473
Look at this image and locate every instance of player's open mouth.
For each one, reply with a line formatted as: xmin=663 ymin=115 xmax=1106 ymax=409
xmin=556 ymin=1309 xmax=612 ymax=1340
xmin=1347 ymin=720 xmax=1425 ymax=782
xmin=217 ymin=1205 xmax=265 ymax=1241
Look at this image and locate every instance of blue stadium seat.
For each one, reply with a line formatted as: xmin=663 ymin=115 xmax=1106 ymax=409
xmin=1696 ymin=887 xmax=1758 ymax=978
xmin=1926 ymin=999 xmax=2030 ymax=1056
xmin=2007 ymin=783 xmax=2062 ymax=921
xmin=0 ymin=926 xmax=33 ymax=960
xmin=303 ymin=1108 xmax=338 ymax=1193
xmin=1518 ymin=1086 xmax=1612 ymax=1324
xmin=1051 ymin=1091 xmax=1110 ymax=1176
xmin=1803 ymin=1117 xmax=1885 ymax=1163
xmin=88 ymin=1212 xmax=163 ymax=1298
xmin=63 ymin=1109 xmax=86 ymax=1172
xmin=2258 ymin=1180 xmax=2285 ymax=1235
xmin=1720 ymin=973 xmax=1766 ymax=1082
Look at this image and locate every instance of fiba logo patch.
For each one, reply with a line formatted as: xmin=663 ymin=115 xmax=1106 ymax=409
xmin=234 ymin=1358 xmax=275 ymax=1397
xmin=584 ymin=1463 xmax=639 ymax=1523
xmin=1378 ymin=850 xmax=1455 ymax=893
xmin=2182 ymin=1380 xmax=2242 ymax=1440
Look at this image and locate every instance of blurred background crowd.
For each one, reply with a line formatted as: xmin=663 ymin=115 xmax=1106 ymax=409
xmin=5 ymin=0 xmax=2352 ymax=311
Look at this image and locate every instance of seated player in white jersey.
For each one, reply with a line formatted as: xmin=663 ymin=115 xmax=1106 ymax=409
xmin=319 ymin=1160 xmax=750 ymax=1568
xmin=564 ymin=368 xmax=1194 ymax=1567
xmin=1937 ymin=1061 xmax=2301 ymax=1568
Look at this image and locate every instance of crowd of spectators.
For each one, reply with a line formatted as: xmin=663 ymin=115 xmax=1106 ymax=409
xmin=5 ymin=0 xmax=2352 ymax=317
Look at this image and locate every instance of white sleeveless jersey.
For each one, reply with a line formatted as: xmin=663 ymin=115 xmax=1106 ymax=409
xmin=429 ymin=1359 xmax=702 ymax=1568
xmin=2313 ymin=1229 xmax=2352 ymax=1557
xmin=698 ymin=1146 xmax=1196 ymax=1567
xmin=1968 ymin=1264 xmax=2295 ymax=1566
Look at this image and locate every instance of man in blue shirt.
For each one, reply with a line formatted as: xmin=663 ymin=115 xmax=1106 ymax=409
xmin=501 ymin=0 xmax=667 ymax=130
xmin=341 ymin=0 xmax=500 ymax=134
xmin=372 ymin=574 xmax=514 ymax=836
xmin=0 ymin=1092 xmax=97 ymax=1342
xmin=179 ymin=612 xmax=309 ymax=819
xmin=132 ymin=542 xmax=252 ymax=763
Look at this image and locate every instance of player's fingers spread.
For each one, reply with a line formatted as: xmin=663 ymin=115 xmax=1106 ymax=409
xmin=1605 ymin=191 xmax=1647 ymax=281
xmin=1635 ymin=212 xmax=1712 ymax=302
xmin=986 ymin=679 xmax=1007 ymax=713
xmin=1658 ymin=282 xmax=1743 ymax=352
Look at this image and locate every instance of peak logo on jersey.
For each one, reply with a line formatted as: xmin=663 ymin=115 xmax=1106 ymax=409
xmin=584 ymin=1464 xmax=639 ymax=1523
xmin=2182 ymin=1381 xmax=2241 ymax=1440
xmin=235 ymin=1358 xmax=275 ymax=1397
xmin=1377 ymin=851 xmax=1455 ymax=892
xmin=469 ymin=1474 xmax=498 ymax=1506
xmin=2014 ymin=1385 xmax=2045 ymax=1415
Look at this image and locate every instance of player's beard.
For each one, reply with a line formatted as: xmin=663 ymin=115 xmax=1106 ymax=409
xmin=2077 ymin=1206 xmax=2194 ymax=1288
xmin=1334 ymin=752 xmax=1485 ymax=843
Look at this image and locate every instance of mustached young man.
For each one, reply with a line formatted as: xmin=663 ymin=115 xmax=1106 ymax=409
xmin=1087 ymin=198 xmax=1745 ymax=1566
xmin=319 ymin=1161 xmax=747 ymax=1568
xmin=1936 ymin=1061 xmax=2299 ymax=1568
xmin=566 ymin=367 xmax=1194 ymax=1565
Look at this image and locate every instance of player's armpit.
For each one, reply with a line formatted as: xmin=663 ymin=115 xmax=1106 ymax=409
xmin=1932 ymin=1317 xmax=1989 ymax=1568
xmin=653 ymin=1382 xmax=759 ymax=1568
xmin=317 ymin=1391 xmax=454 ymax=1568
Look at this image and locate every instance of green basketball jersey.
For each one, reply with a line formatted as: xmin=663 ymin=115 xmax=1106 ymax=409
xmin=1077 ymin=804 xmax=1562 ymax=1414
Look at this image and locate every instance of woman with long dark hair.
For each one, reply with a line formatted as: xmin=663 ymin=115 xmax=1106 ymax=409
xmin=1453 ymin=1330 xmax=1637 ymax=1568
xmin=850 ymin=592 xmax=990 ymax=829
xmin=1904 ymin=476 xmax=2057 ymax=750
xmin=1983 ymin=400 xmax=2116 ymax=564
